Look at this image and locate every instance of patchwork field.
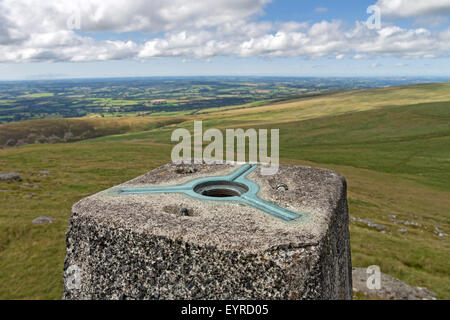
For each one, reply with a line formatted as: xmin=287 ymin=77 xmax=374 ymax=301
xmin=0 ymin=82 xmax=449 ymax=299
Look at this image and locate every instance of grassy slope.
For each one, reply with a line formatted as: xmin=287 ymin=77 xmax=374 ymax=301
xmin=0 ymin=83 xmax=449 ymax=299
xmin=0 ymin=117 xmax=185 ymax=148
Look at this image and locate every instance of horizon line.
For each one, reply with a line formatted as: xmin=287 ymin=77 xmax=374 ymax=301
xmin=1 ymin=75 xmax=450 ymax=82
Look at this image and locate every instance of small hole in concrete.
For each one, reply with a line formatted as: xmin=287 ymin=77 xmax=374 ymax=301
xmin=194 ymin=181 xmax=248 ymax=198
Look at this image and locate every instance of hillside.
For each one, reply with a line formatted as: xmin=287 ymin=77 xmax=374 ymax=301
xmin=2 ymin=82 xmax=449 ymax=149
xmin=0 ymin=82 xmax=449 ymax=299
xmin=0 ymin=77 xmax=424 ymax=124
xmin=0 ymin=117 xmax=185 ymax=149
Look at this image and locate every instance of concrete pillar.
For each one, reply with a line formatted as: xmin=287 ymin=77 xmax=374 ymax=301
xmin=63 ymin=163 xmax=352 ymax=300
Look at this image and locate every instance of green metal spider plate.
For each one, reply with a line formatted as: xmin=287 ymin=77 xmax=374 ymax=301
xmin=118 ymin=164 xmax=306 ymax=222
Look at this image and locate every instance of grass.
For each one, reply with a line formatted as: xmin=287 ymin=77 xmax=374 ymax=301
xmin=0 ymin=82 xmax=449 ymax=299
xmin=18 ymin=93 xmax=54 ymax=99
xmin=0 ymin=117 xmax=186 ymax=148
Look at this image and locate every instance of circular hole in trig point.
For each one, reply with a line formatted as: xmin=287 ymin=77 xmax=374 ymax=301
xmin=193 ymin=181 xmax=249 ymax=198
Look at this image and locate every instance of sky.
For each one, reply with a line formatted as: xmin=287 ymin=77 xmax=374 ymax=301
xmin=0 ymin=0 xmax=449 ymax=80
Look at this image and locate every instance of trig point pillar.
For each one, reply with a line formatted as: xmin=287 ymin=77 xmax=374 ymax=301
xmin=63 ymin=163 xmax=352 ymax=300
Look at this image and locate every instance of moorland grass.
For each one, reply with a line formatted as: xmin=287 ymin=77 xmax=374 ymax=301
xmin=0 ymin=83 xmax=449 ymax=299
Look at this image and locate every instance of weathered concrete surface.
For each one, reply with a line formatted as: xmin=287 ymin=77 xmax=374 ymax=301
xmin=63 ymin=163 xmax=352 ymax=300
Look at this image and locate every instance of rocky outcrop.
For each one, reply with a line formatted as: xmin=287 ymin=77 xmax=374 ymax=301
xmin=0 ymin=172 xmax=22 ymax=182
xmin=350 ymin=216 xmax=387 ymax=231
xmin=352 ymin=267 xmax=437 ymax=300
xmin=32 ymin=216 xmax=55 ymax=225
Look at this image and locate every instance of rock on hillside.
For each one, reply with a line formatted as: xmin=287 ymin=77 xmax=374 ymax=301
xmin=0 ymin=172 xmax=22 ymax=182
xmin=352 ymin=267 xmax=437 ymax=300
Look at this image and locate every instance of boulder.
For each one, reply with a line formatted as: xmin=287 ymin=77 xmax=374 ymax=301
xmin=32 ymin=216 xmax=54 ymax=225
xmin=352 ymin=267 xmax=437 ymax=300
xmin=0 ymin=172 xmax=22 ymax=182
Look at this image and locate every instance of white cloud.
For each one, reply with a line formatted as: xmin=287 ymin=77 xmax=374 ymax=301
xmin=235 ymin=21 xmax=450 ymax=59
xmin=353 ymin=54 xmax=367 ymax=59
xmin=413 ymin=15 xmax=449 ymax=28
xmin=375 ymin=0 xmax=450 ymax=18
xmin=0 ymin=0 xmax=271 ymax=33
xmin=0 ymin=0 xmax=448 ymax=63
xmin=315 ymin=7 xmax=328 ymax=13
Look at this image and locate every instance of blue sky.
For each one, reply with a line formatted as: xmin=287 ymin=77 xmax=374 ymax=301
xmin=0 ymin=0 xmax=449 ymax=80
xmin=261 ymin=0 xmax=374 ymax=22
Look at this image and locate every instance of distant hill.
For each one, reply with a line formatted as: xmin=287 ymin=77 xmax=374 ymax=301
xmin=0 ymin=77 xmax=431 ymax=123
xmin=1 ymin=82 xmax=449 ymax=149
xmin=0 ymin=117 xmax=185 ymax=149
